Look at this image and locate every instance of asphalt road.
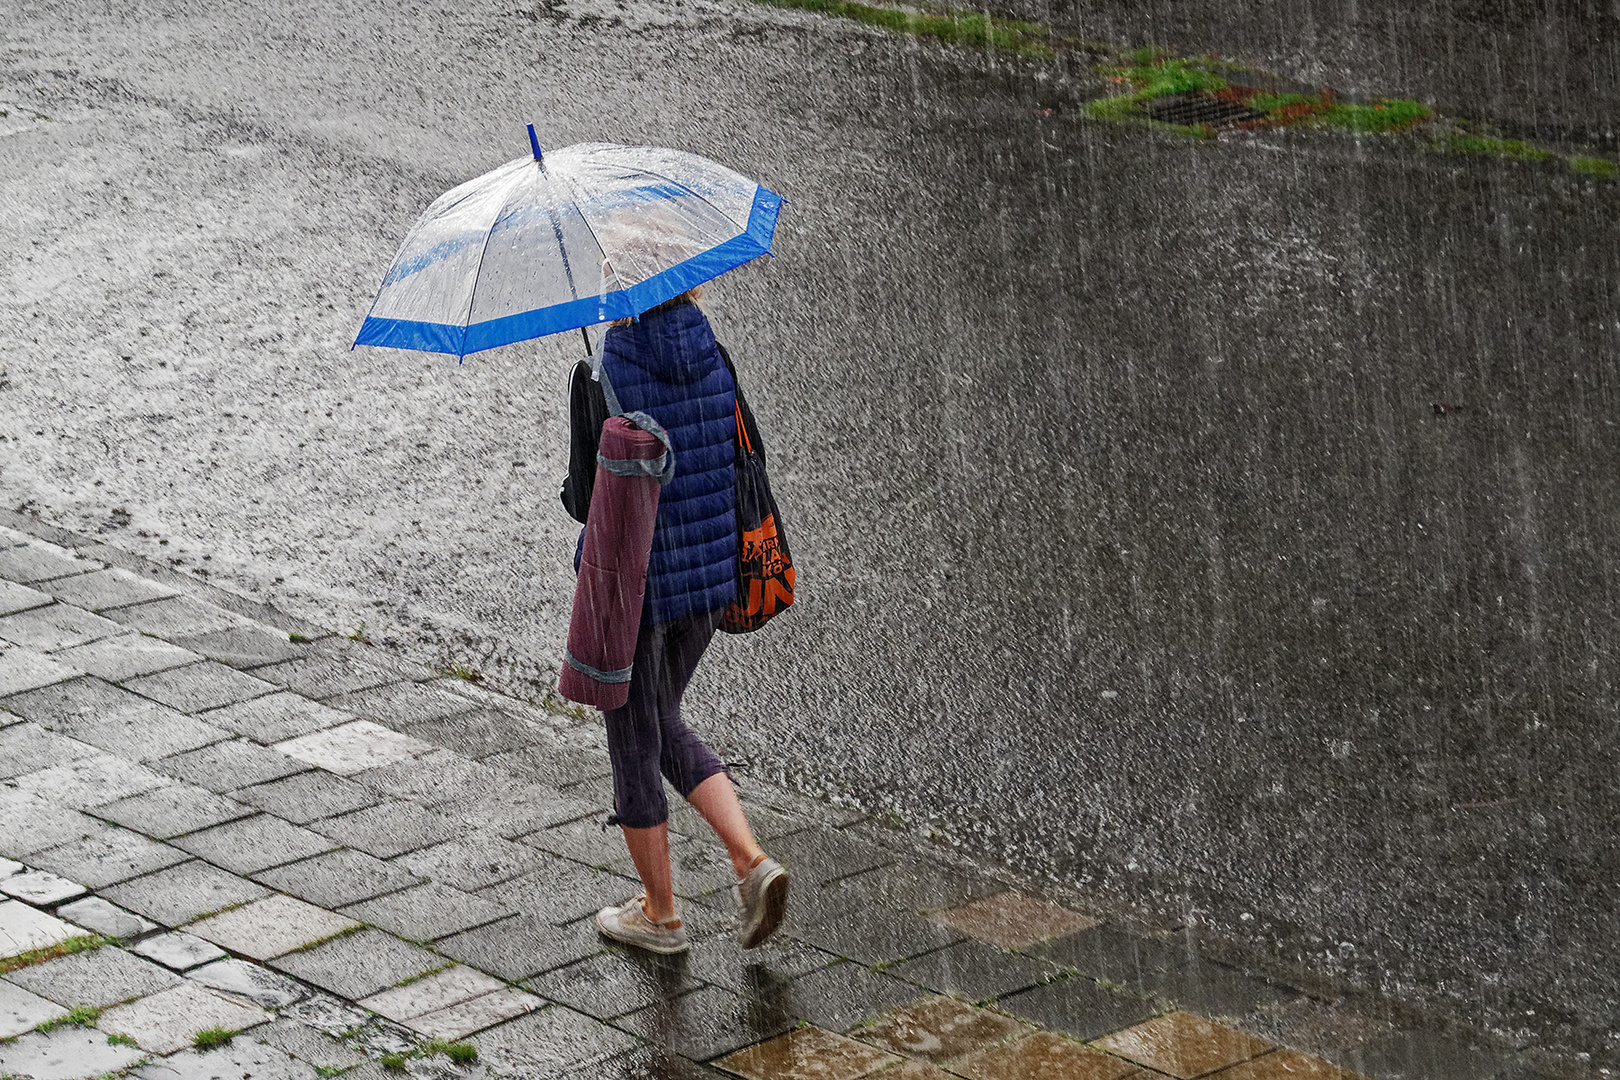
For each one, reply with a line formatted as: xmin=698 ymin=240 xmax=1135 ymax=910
xmin=4 ymin=0 xmax=1619 ymax=1059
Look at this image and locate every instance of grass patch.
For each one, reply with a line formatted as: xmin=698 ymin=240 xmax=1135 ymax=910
xmin=192 ymin=1028 xmax=236 ymax=1051
xmin=1432 ymin=132 xmax=1553 ymax=162
xmin=441 ymin=663 xmax=483 ymax=683
xmin=36 ymin=1005 xmax=102 ymax=1033
xmin=1321 ymin=98 xmax=1430 ymax=132
xmin=380 ymin=1053 xmax=409 ymax=1071
xmin=1571 ymin=155 xmax=1619 ymax=177
xmin=105 ymin=1033 xmax=139 ymax=1047
xmin=753 ymin=0 xmax=1055 ymax=56
xmin=394 ymin=963 xmax=453 ymax=988
xmin=0 ymin=935 xmax=107 ymax=974
xmin=422 ymin=1040 xmax=477 ymax=1065
xmin=313 ymin=1067 xmax=348 ymax=1078
xmin=289 ymin=632 xmax=311 ymax=643
xmin=1088 ymin=52 xmax=1231 ymax=121
xmin=347 ymin=622 xmax=369 ymax=643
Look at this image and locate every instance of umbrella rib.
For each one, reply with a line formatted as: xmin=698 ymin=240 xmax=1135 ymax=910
xmin=550 ymin=169 xmax=611 ymax=298
xmin=459 ymin=168 xmax=532 ymax=351
xmin=616 ymin=162 xmax=752 ymax=231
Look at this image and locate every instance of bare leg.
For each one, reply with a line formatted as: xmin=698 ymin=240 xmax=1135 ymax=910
xmin=686 ymin=773 xmax=765 ymax=880
xmin=620 ymin=823 xmax=678 ymax=924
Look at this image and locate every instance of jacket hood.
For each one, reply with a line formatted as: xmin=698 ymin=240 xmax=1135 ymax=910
xmin=603 ymin=300 xmax=720 ymax=387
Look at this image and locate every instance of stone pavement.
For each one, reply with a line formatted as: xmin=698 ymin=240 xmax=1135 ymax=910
xmin=0 ymin=516 xmax=1579 ymax=1080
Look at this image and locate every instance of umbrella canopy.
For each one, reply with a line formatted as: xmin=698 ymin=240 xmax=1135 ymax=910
xmin=354 ymin=133 xmax=783 ymax=359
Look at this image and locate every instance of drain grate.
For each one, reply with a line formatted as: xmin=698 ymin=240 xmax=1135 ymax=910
xmin=1145 ymin=90 xmax=1266 ymax=129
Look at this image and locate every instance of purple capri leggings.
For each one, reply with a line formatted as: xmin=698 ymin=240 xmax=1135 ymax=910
xmin=602 ymin=609 xmax=728 ymax=829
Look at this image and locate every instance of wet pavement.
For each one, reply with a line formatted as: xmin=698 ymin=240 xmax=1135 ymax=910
xmin=4 ymin=0 xmax=1619 ymax=1067
xmin=0 ymin=513 xmax=1596 ymax=1080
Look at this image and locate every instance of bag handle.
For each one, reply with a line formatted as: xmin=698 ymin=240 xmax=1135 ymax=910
xmin=591 ymin=354 xmax=675 ymax=487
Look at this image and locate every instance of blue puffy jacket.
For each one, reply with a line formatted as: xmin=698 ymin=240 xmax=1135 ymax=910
xmin=598 ymin=300 xmax=738 ymax=625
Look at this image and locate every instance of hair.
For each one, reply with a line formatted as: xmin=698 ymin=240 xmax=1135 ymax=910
xmin=611 ymin=284 xmax=703 ymax=327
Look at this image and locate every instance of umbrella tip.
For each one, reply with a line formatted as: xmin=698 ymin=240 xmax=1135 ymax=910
xmin=527 ymin=124 xmax=543 ymax=162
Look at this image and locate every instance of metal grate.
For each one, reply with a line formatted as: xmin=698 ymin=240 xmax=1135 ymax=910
xmin=1145 ymin=91 xmax=1266 ymax=129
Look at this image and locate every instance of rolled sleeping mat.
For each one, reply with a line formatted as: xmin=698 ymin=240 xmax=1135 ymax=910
xmin=559 ymin=415 xmax=669 ymax=710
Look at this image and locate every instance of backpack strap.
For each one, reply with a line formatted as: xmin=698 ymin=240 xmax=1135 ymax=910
xmin=591 ymin=355 xmax=676 ymax=487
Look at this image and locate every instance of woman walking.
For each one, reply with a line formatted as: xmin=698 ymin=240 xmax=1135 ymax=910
xmin=561 ymin=286 xmax=788 ymax=955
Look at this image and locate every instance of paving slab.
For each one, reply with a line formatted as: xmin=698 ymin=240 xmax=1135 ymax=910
xmin=952 ymin=1030 xmax=1138 ymax=1080
xmin=408 ymin=986 xmax=543 ymax=1039
xmin=267 ymin=928 xmax=441 ymax=1000
xmin=393 ymin=833 xmax=548 ymax=892
xmin=250 ymin=655 xmax=401 ymax=701
xmin=172 ymin=625 xmax=309 ymax=670
xmin=0 ymin=604 xmax=127 ymax=651
xmin=275 ymin=720 xmax=435 ymax=776
xmin=681 ymin=933 xmax=838 ymax=1000
xmin=0 ymin=858 xmax=19 ymax=877
xmin=187 ymin=895 xmax=361 ymax=961
xmin=310 ymin=801 xmax=467 ymax=858
xmin=46 ymin=705 xmax=228 ymax=763
xmin=326 ymin=681 xmax=479 ymax=727
xmin=402 ymin=708 xmax=534 ymax=759
xmin=854 ymin=996 xmax=1031 ymax=1063
xmin=1092 ymin=1011 xmax=1273 ymax=1079
xmin=56 ymin=896 xmax=159 ymax=939
xmin=102 ymin=860 xmax=270 ymax=925
xmin=99 ymin=785 xmax=256 ymax=839
xmin=5 ymin=943 xmax=183 ymax=1007
xmin=132 ymin=1038 xmax=319 ymax=1080
xmin=620 ymin=984 xmax=798 ymax=1063
xmin=156 ymin=739 xmax=309 ymax=792
xmin=773 ymin=961 xmax=927 ymax=1034
xmin=1148 ymin=959 xmax=1287 ymax=1018
xmin=0 ymin=1024 xmax=146 ymax=1080
xmin=933 ymin=893 xmax=1098 ymax=950
xmin=349 ymin=749 xmax=497 ymax=805
xmin=358 ymin=964 xmax=506 ymax=1022
xmin=0 ymin=722 xmax=99 ymax=778
xmin=768 ymin=828 xmax=897 ymax=887
xmin=174 ymin=814 xmax=340 ymax=875
xmin=0 ymin=646 xmax=81 ymax=697
xmin=472 ymin=1005 xmax=639 ymax=1076
xmin=0 ymin=790 xmax=106 ymax=858
xmin=11 ymin=751 xmax=172 ymax=809
xmin=783 ymin=893 xmax=962 ymax=967
xmin=0 ymin=979 xmax=69 ymax=1038
xmin=203 ymin=693 xmax=353 ymax=744
xmin=30 ymin=828 xmax=190 ymax=888
xmin=0 ymin=900 xmax=83 ymax=958
xmin=485 ymin=744 xmax=615 ymax=790
xmin=253 ymin=1016 xmax=368 ymax=1069
xmin=1213 ymin=1048 xmax=1367 ymax=1079
xmin=528 ymin=951 xmax=701 ymax=1021
xmin=434 ymin=780 xmax=594 ymax=838
xmin=54 ymin=634 xmax=206 ymax=681
xmin=888 ymin=938 xmax=1059 ymax=1001
xmin=233 ymin=771 xmax=381 ymax=825
xmin=476 ymin=859 xmax=638 ymax=927
xmin=0 ymin=580 xmax=56 ymax=617
xmin=0 ymin=545 xmax=102 ymax=585
xmin=818 ymin=858 xmax=1002 ymax=918
xmin=253 ymin=848 xmax=423 ymax=909
xmin=0 ymin=869 xmax=87 ymax=906
xmin=131 ymin=931 xmax=228 ymax=971
xmin=523 ymin=815 xmax=656 ymax=867
xmin=994 ymin=975 xmax=1160 ymax=1042
xmin=435 ymin=913 xmax=603 ymax=981
xmin=4 ymin=674 xmax=189 ymax=731
xmin=37 ymin=568 xmax=178 ymax=612
xmin=100 ymin=981 xmax=272 ymax=1054
xmin=126 ymin=663 xmax=278 ymax=714
xmin=101 ymin=595 xmax=252 ymax=639
xmin=340 ymin=881 xmax=510 ymax=942
xmin=1029 ymin=925 xmax=1189 ymax=989
xmin=188 ymin=958 xmax=310 ymax=1007
xmin=717 ymin=1025 xmax=901 ymax=1080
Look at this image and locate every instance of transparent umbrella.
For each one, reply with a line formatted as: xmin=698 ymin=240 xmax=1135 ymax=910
xmin=354 ymin=128 xmax=784 ymax=359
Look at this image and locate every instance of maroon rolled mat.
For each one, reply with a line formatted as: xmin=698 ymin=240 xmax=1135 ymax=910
xmin=559 ymin=416 xmax=666 ymax=710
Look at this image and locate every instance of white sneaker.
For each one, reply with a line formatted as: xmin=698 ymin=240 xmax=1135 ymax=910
xmin=736 ymin=856 xmax=789 ymax=949
xmin=594 ymin=895 xmax=689 ymax=955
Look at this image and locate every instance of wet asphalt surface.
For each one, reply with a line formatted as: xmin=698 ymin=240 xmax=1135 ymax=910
xmin=4 ymin=0 xmax=1620 ymax=1060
